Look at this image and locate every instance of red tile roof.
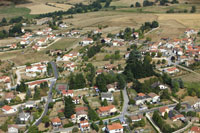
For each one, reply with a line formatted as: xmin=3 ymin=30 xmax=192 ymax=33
xmin=98 ymin=105 xmax=115 ymax=113
xmin=190 ymin=126 xmax=200 ymax=133
xmin=137 ymin=93 xmax=145 ymax=97
xmin=75 ymin=107 xmax=88 ymax=112
xmin=51 ymin=117 xmax=61 ymax=123
xmin=28 ymin=80 xmax=46 ymax=86
xmin=107 ymin=123 xmax=123 ymax=131
xmin=159 ymin=106 xmax=169 ymax=113
xmin=2 ymin=105 xmax=12 ymax=111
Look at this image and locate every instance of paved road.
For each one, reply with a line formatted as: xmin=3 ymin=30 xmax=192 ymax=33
xmin=25 ymin=61 xmax=58 ymax=132
xmin=172 ymin=121 xmax=192 ymax=133
xmin=16 ymin=68 xmax=23 ymax=84
xmin=120 ymin=86 xmax=129 ymax=118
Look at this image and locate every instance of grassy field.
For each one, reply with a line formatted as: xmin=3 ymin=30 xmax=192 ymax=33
xmin=0 ymin=38 xmax=79 ymax=66
xmin=0 ymin=6 xmax=31 ymax=19
xmin=45 ymin=38 xmax=80 ymax=50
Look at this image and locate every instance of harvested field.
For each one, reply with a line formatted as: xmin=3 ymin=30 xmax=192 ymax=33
xmin=28 ymin=4 xmax=65 ymax=14
xmin=157 ymin=14 xmax=200 ymax=29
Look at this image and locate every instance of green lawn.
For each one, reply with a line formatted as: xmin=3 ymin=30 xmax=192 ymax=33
xmin=184 ymin=82 xmax=200 ymax=89
xmin=0 ymin=6 xmax=31 ymax=19
xmin=45 ymin=38 xmax=80 ymax=50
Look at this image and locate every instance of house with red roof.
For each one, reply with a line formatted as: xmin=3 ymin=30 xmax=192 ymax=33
xmin=97 ymin=105 xmax=117 ymax=117
xmin=1 ymin=105 xmax=17 ymax=114
xmin=62 ymin=90 xmax=74 ymax=97
xmin=5 ymin=92 xmax=15 ymax=103
xmin=51 ymin=117 xmax=62 ymax=127
xmin=28 ymin=80 xmax=47 ymax=89
xmin=25 ymin=63 xmax=47 ymax=74
xmin=80 ymin=38 xmax=94 ymax=46
xmin=131 ymin=114 xmax=143 ymax=123
xmin=102 ymin=38 xmax=112 ymax=44
xmin=79 ymin=120 xmax=90 ymax=132
xmin=148 ymin=92 xmax=160 ymax=103
xmin=0 ymin=76 xmax=10 ymax=83
xmin=189 ymin=126 xmax=200 ymax=133
xmin=159 ymin=106 xmax=170 ymax=116
xmin=63 ymin=52 xmax=79 ymax=61
xmin=72 ymin=96 xmax=80 ymax=104
xmin=71 ymin=106 xmax=88 ymax=123
xmin=106 ymin=123 xmax=123 ymax=133
xmin=171 ymin=114 xmax=185 ymax=122
xmin=164 ymin=67 xmax=179 ymax=74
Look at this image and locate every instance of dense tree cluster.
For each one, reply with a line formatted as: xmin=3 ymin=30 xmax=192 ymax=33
xmin=16 ymin=81 xmax=27 ymax=92
xmin=143 ymin=0 xmax=154 ymax=7
xmin=0 ymin=23 xmax=23 ymax=39
xmin=140 ymin=21 xmax=159 ymax=33
xmin=68 ymin=73 xmax=86 ymax=89
xmin=123 ymin=50 xmax=155 ymax=81
xmin=87 ymin=45 xmax=102 ymax=58
xmin=118 ymin=27 xmax=136 ymax=41
xmin=85 ymin=63 xmax=96 ymax=86
xmin=96 ymin=73 xmax=126 ymax=92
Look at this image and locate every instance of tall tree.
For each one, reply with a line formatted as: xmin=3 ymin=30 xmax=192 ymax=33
xmin=96 ymin=73 xmax=107 ymax=92
xmin=64 ymin=96 xmax=75 ymax=118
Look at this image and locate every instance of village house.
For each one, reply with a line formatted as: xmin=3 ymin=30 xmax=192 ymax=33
xmin=2 ymin=105 xmax=17 ymax=114
xmin=62 ymin=90 xmax=74 ymax=97
xmin=0 ymin=76 xmax=10 ymax=83
xmin=64 ymin=63 xmax=77 ymax=72
xmin=112 ymin=41 xmax=124 ymax=46
xmin=106 ymin=123 xmax=123 ymax=133
xmin=59 ymin=23 xmax=68 ymax=28
xmin=8 ymin=124 xmax=19 ymax=133
xmin=25 ymin=101 xmax=36 ymax=108
xmin=10 ymin=44 xmax=17 ymax=49
xmin=97 ymin=105 xmax=117 ymax=117
xmin=96 ymin=69 xmax=104 ymax=75
xmin=131 ymin=114 xmax=143 ymax=123
xmin=51 ymin=117 xmax=62 ymax=127
xmin=189 ymin=126 xmax=200 ymax=133
xmin=101 ymin=92 xmax=113 ymax=101
xmin=79 ymin=120 xmax=90 ymax=132
xmin=63 ymin=52 xmax=79 ymax=61
xmin=32 ymin=45 xmax=41 ymax=52
xmin=67 ymin=30 xmax=80 ymax=36
xmin=26 ymin=64 xmax=47 ymax=74
xmin=102 ymin=38 xmax=112 ymax=44
xmin=93 ymin=29 xmax=102 ymax=34
xmin=164 ymin=67 xmax=179 ymax=74
xmin=72 ymin=96 xmax=80 ymax=104
xmin=80 ymin=38 xmax=94 ymax=46
xmin=148 ymin=92 xmax=160 ymax=103
xmin=5 ymin=92 xmax=15 ymax=103
xmin=134 ymin=93 xmax=151 ymax=105
xmin=159 ymin=106 xmax=170 ymax=116
xmin=107 ymin=84 xmax=116 ymax=92
xmin=171 ymin=114 xmax=185 ymax=122
xmin=27 ymin=80 xmax=48 ymax=89
xmin=18 ymin=112 xmax=30 ymax=122
xmin=71 ymin=107 xmax=88 ymax=123
xmin=36 ymin=38 xmax=48 ymax=46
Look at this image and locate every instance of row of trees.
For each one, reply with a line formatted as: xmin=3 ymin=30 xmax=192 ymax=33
xmin=37 ymin=0 xmax=112 ymax=19
xmin=0 ymin=17 xmax=24 ymax=27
